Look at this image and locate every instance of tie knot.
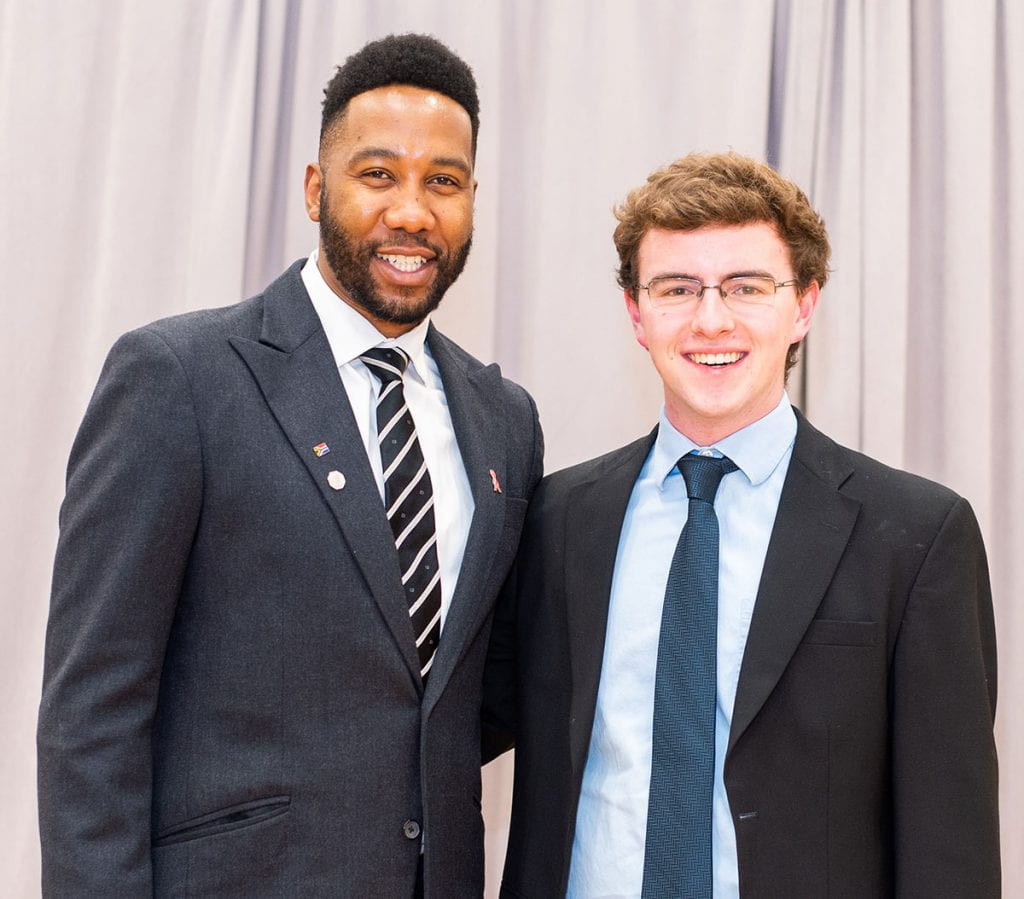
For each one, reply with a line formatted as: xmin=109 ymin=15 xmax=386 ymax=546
xmin=360 ymin=347 xmax=409 ymax=384
xmin=678 ymin=454 xmax=737 ymax=504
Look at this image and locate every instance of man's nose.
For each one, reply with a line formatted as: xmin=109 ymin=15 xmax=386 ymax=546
xmin=382 ymin=185 xmax=435 ymax=233
xmin=690 ymin=288 xmax=735 ymax=336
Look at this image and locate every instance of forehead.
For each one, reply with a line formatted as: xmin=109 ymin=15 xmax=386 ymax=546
xmin=329 ymin=84 xmax=473 ymax=164
xmin=637 ymin=222 xmax=791 ymax=276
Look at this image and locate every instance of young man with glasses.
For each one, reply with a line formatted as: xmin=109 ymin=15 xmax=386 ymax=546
xmin=485 ymin=152 xmax=999 ymax=897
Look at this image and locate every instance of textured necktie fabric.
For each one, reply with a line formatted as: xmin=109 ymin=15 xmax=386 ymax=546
xmin=642 ymin=453 xmax=737 ymax=898
xmin=360 ymin=347 xmax=441 ymax=680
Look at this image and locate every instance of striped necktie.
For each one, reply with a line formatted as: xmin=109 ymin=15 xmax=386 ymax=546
xmin=360 ymin=347 xmax=441 ymax=681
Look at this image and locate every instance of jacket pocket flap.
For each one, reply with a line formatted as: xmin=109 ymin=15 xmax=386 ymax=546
xmin=154 ymin=795 xmax=290 ymax=847
xmin=800 ymin=619 xmax=877 ymax=646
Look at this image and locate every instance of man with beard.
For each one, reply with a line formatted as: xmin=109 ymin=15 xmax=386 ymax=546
xmin=38 ymin=34 xmax=543 ymax=897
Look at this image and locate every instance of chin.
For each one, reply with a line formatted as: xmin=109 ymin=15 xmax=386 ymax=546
xmin=381 ymin=296 xmax=438 ymax=325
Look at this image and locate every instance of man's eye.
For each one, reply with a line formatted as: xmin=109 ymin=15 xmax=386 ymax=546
xmin=362 ymin=169 xmax=392 ymax=181
xmin=429 ymin=175 xmax=461 ymax=188
xmin=663 ymin=284 xmax=698 ymax=297
xmin=728 ymin=282 xmax=770 ymax=297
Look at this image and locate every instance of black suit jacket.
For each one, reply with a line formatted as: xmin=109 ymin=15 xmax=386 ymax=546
xmin=484 ymin=412 xmax=998 ymax=897
xmin=39 ymin=261 xmax=544 ymax=897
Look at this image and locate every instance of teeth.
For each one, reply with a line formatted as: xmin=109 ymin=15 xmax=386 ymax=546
xmin=690 ymin=352 xmax=743 ymax=365
xmin=377 ymin=253 xmax=427 ymax=272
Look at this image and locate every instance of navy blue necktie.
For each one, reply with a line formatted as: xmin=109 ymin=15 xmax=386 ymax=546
xmin=642 ymin=453 xmax=737 ymax=899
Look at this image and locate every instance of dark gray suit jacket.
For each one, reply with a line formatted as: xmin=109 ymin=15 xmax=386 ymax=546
xmin=39 ymin=261 xmax=543 ymax=897
xmin=484 ymin=412 xmax=998 ymax=897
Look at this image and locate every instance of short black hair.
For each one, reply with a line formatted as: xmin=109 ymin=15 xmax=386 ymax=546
xmin=321 ymin=33 xmax=479 ymax=156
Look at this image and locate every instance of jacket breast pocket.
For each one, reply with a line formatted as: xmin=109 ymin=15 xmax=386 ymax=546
xmin=800 ymin=618 xmax=878 ymax=647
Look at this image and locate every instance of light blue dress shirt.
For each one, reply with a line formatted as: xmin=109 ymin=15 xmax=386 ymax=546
xmin=567 ymin=395 xmax=797 ymax=898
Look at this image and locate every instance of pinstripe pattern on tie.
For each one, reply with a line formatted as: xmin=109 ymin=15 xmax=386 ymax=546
xmin=642 ymin=453 xmax=737 ymax=898
xmin=361 ymin=347 xmax=441 ymax=680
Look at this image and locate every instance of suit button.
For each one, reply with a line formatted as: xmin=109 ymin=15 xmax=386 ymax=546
xmin=403 ymin=819 xmax=421 ymax=840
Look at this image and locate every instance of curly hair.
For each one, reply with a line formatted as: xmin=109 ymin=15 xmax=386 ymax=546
xmin=614 ymin=152 xmax=831 ymax=375
xmin=321 ymin=33 xmax=479 ymax=156
xmin=615 ymin=152 xmax=830 ymax=294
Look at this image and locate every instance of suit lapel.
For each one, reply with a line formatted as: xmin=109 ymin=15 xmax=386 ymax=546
xmin=421 ymin=329 xmax=510 ymax=713
xmin=566 ymin=431 xmax=657 ymax=777
xmin=728 ymin=415 xmax=861 ymax=753
xmin=229 ymin=264 xmax=422 ymax=686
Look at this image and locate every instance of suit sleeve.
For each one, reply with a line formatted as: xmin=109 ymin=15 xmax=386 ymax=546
xmin=481 ymin=557 xmax=521 ymax=763
xmin=37 ymin=327 xmax=203 ymax=896
xmin=525 ymin=390 xmax=544 ymax=498
xmin=891 ymin=495 xmax=1000 ymax=895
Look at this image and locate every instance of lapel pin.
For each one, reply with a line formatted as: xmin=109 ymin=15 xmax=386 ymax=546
xmin=313 ymin=442 xmax=330 ymax=457
xmin=489 ymin=469 xmax=502 ymax=494
xmin=327 ymin=470 xmax=346 ymax=490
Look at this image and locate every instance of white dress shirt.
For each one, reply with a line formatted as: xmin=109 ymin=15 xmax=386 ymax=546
xmin=301 ymin=252 xmax=474 ymax=629
xmin=567 ymin=395 xmax=797 ymax=898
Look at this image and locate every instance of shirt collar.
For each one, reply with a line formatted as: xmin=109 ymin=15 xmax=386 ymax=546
xmin=652 ymin=393 xmax=797 ymax=490
xmin=301 ymin=250 xmax=432 ymax=383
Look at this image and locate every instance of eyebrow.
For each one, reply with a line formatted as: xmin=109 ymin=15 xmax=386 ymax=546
xmin=348 ymin=146 xmax=472 ymax=178
xmin=724 ymin=269 xmax=776 ymax=280
xmin=649 ymin=268 xmax=776 ymax=281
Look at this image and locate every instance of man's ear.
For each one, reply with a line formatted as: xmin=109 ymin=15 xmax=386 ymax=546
xmin=304 ymin=164 xmax=322 ymax=222
xmin=790 ymin=280 xmax=820 ymax=343
xmin=625 ymin=289 xmax=649 ymax=350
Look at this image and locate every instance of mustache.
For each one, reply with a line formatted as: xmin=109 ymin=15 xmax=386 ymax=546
xmin=369 ymin=233 xmax=441 ymax=255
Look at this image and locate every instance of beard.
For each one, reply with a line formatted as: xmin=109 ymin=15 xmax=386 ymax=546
xmin=318 ymin=185 xmax=473 ymax=327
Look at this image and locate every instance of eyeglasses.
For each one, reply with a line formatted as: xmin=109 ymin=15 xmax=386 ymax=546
xmin=635 ymin=275 xmax=800 ymax=310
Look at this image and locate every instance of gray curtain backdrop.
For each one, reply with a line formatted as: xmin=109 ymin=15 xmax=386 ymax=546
xmin=3 ymin=1 xmax=1020 ymax=894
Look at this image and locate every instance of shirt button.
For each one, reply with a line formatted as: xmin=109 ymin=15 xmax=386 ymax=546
xmin=403 ymin=819 xmax=421 ymax=840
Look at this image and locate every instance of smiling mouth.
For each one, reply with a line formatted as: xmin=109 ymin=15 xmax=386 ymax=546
xmin=376 ymin=253 xmax=431 ymax=273
xmin=688 ymin=352 xmax=745 ymax=366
